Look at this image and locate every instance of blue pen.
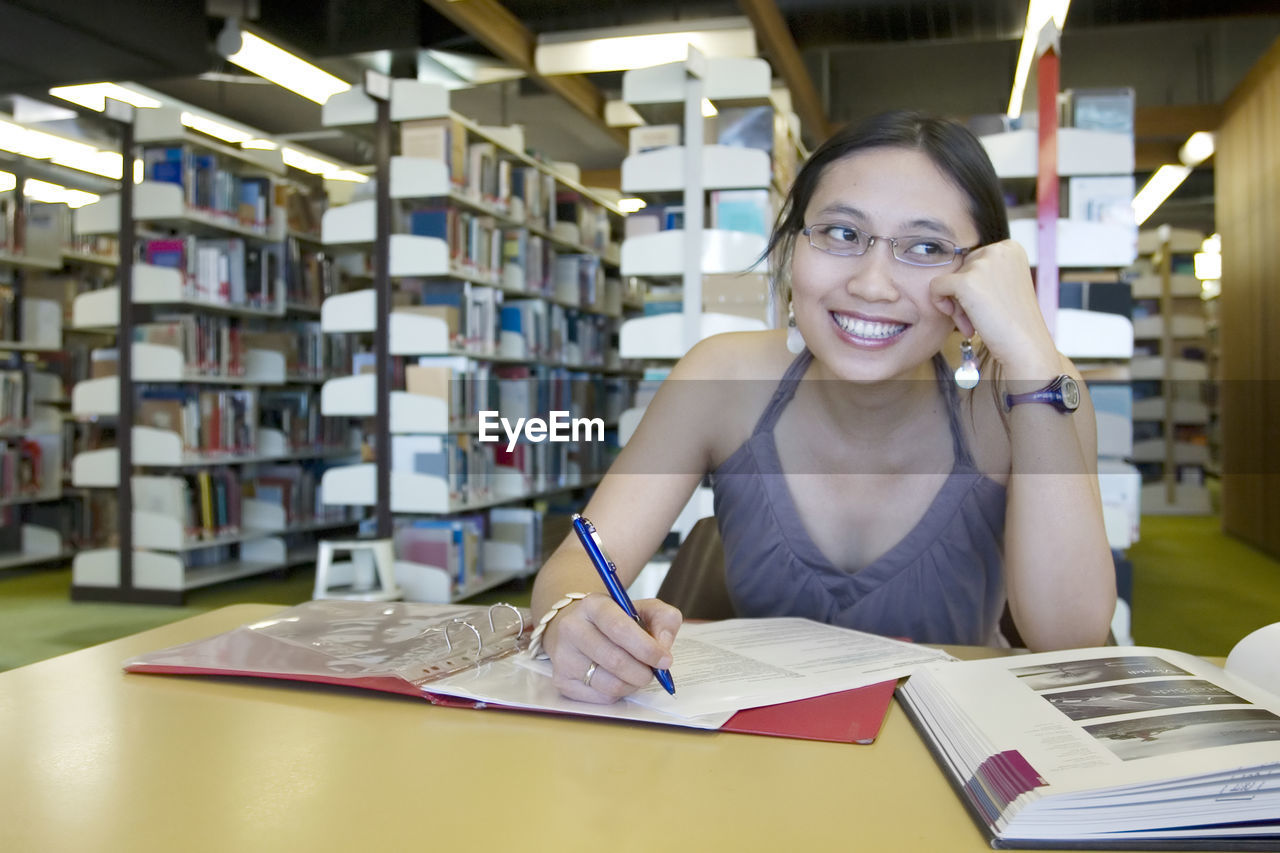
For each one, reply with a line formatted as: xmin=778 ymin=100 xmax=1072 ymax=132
xmin=571 ymin=514 xmax=677 ymax=695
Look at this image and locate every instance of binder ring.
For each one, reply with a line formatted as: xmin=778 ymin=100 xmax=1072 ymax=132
xmin=444 ymin=619 xmax=483 ymax=654
xmin=488 ymin=602 xmax=525 ymax=637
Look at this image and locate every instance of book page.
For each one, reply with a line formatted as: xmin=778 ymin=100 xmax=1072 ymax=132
xmin=911 ymin=647 xmax=1280 ymax=795
xmin=505 ymin=617 xmax=952 ymax=719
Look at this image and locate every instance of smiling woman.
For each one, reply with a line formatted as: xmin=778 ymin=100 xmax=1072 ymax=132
xmin=529 ymin=110 xmax=1117 ymax=706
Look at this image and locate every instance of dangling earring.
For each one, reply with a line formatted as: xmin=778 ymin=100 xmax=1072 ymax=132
xmin=786 ymin=306 xmax=806 ymax=354
xmin=954 ymin=338 xmax=980 ymax=389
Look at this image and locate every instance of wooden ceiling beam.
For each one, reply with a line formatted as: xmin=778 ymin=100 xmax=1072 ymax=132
xmin=737 ymin=0 xmax=831 ymax=146
xmin=1134 ymin=104 xmax=1221 ymax=141
xmin=420 ymin=0 xmax=626 ymax=147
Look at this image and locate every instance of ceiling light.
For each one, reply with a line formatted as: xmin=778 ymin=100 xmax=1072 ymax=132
xmin=0 ymin=117 xmax=123 ymax=179
xmin=1178 ymin=131 xmax=1215 ymax=167
xmin=1008 ymin=0 xmax=1072 ymax=119
xmin=534 ymin=17 xmax=756 ymax=76
xmin=180 ymin=111 xmax=254 ymax=144
xmin=1202 ymin=233 xmax=1221 ymax=254
xmin=0 ymin=172 xmax=99 ymax=207
xmin=241 ymin=139 xmax=279 ymax=150
xmin=618 ymin=198 xmax=647 ymax=213
xmin=217 ymin=20 xmax=350 ymax=105
xmin=1194 ymin=251 xmax=1221 ymax=281
xmin=701 ymin=99 xmax=718 ymax=118
xmin=1131 ymin=164 xmax=1191 ymax=226
xmin=281 ymin=147 xmax=369 ymax=182
xmin=48 ymin=83 xmax=162 ymax=112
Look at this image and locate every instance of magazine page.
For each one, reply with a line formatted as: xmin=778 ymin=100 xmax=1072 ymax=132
xmin=911 ymin=645 xmax=1280 ymax=804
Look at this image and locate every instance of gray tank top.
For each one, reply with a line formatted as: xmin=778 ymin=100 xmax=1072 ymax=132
xmin=710 ymin=350 xmax=1008 ymax=645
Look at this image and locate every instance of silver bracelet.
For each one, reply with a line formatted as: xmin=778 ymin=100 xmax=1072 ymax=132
xmin=527 ymin=592 xmax=589 ymax=660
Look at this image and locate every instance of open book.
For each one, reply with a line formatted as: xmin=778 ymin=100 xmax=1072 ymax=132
xmin=124 ymin=600 xmax=952 ymax=742
xmin=898 ymin=645 xmax=1280 ymax=849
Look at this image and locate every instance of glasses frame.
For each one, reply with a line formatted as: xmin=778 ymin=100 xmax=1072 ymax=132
xmin=802 ymin=223 xmax=975 ymax=268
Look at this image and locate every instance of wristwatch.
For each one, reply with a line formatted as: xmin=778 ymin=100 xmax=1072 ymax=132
xmin=1004 ymin=375 xmax=1081 ymax=413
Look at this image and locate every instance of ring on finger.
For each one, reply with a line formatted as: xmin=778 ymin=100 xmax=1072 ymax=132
xmin=582 ymin=661 xmax=599 ymax=688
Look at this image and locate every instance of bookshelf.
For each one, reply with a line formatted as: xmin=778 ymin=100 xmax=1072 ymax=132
xmin=980 ymin=102 xmax=1139 ymax=642
xmin=315 ymin=76 xmax=636 ymax=603
xmin=0 ymin=190 xmax=73 ymax=571
xmin=1130 ymin=226 xmax=1213 ymax=514
xmin=65 ymin=107 xmax=361 ymax=603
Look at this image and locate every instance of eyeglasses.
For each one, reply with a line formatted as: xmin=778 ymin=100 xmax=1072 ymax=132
xmin=802 ymin=223 xmax=974 ymax=268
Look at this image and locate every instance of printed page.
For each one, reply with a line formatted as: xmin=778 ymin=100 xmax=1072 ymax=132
xmin=912 ymin=647 xmax=1280 ymax=797
xmin=508 ymin=617 xmax=952 ymax=719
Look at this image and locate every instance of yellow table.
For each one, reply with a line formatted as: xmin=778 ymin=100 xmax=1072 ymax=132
xmin=0 ymin=604 xmax=1219 ymax=853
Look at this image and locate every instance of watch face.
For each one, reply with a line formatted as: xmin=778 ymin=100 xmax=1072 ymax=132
xmin=1061 ymin=376 xmax=1081 ymax=411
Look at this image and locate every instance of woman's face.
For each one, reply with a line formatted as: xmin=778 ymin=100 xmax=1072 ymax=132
xmin=790 ymin=146 xmax=981 ymax=382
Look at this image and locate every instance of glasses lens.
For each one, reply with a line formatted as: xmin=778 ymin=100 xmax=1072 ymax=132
xmin=894 ymin=237 xmax=959 ymax=267
xmin=808 ymin=224 xmax=867 ymax=256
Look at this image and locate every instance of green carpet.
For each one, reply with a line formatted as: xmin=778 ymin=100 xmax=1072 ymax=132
xmin=1129 ymin=515 xmax=1280 ymax=657
xmin=1 ymin=514 xmax=1277 ymax=671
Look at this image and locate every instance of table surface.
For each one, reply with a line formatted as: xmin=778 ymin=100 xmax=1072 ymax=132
xmin=0 ymin=604 xmax=1224 ymax=853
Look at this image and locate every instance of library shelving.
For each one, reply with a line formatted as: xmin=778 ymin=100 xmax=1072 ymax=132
xmin=980 ymin=97 xmax=1139 ymax=643
xmin=981 ymin=111 xmax=1140 ymax=553
xmin=65 ymin=106 xmax=361 ymax=603
xmin=0 ymin=192 xmax=74 ymax=571
xmin=1129 ymin=226 xmax=1213 ymax=514
xmin=315 ymin=76 xmax=636 ymax=603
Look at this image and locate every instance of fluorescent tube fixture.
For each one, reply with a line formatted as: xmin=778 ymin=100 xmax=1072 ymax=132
xmin=1131 ymin=164 xmax=1191 ymax=226
xmin=618 ymin=198 xmax=647 ymax=214
xmin=535 ymin=17 xmax=756 ymax=75
xmin=48 ymin=83 xmax=161 ymax=112
xmin=0 ymin=171 xmax=99 ymax=207
xmin=180 ymin=111 xmax=254 ymax=145
xmin=1008 ymin=0 xmax=1072 ymax=119
xmin=0 ymin=117 xmax=123 ymax=179
xmin=1179 ymin=131 xmax=1215 ymax=167
xmin=217 ymin=20 xmax=350 ymax=104
xmin=701 ymin=99 xmax=718 ymax=118
xmin=281 ymin=147 xmax=368 ymax=182
xmin=1194 ymin=251 xmax=1221 ymax=281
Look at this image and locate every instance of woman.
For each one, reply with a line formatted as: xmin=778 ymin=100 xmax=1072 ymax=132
xmin=531 ymin=110 xmax=1116 ymax=704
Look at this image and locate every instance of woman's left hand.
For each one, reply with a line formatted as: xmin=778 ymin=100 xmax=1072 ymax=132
xmin=927 ymin=239 xmax=1062 ymax=380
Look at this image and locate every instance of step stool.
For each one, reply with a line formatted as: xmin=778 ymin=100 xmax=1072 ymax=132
xmin=314 ymin=539 xmax=402 ymax=602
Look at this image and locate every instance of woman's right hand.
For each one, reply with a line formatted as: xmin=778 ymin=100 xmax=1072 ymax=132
xmin=543 ymin=595 xmax=682 ymax=704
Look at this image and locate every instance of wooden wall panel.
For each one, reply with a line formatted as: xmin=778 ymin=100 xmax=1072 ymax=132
xmin=1217 ymin=35 xmax=1280 ymax=558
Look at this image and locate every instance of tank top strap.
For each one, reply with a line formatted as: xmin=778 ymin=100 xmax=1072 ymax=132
xmin=751 ymin=349 xmax=813 ymax=435
xmin=932 ymin=353 xmax=976 ymax=469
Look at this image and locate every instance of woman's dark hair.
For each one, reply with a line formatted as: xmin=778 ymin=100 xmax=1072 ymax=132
xmin=766 ymin=110 xmax=1010 ymax=304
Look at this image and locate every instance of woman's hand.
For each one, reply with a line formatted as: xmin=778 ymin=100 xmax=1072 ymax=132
xmin=543 ymin=595 xmax=682 ymax=704
xmin=928 ymin=239 xmax=1062 ymax=381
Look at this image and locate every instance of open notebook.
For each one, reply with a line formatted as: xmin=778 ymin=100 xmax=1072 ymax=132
xmin=123 ymin=599 xmax=953 ymax=743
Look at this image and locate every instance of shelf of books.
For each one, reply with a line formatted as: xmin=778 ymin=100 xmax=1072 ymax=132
xmin=1129 ymin=226 xmax=1213 ymax=514
xmin=981 ymin=91 xmax=1139 ymax=642
xmin=616 ymin=51 xmax=777 ymax=363
xmin=66 ymin=108 xmax=363 ymax=603
xmin=1 ymin=227 xmax=72 ymax=569
xmin=313 ymin=78 xmax=638 ymax=604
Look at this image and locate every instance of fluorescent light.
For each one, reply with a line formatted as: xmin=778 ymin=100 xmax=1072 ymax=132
xmin=1202 ymin=233 xmax=1221 ymax=254
xmin=535 ymin=17 xmax=756 ymax=76
xmin=180 ymin=111 xmax=254 ymax=144
xmin=618 ymin=198 xmax=647 ymax=213
xmin=219 ymin=23 xmax=350 ymax=105
xmin=1194 ymin=252 xmax=1221 ymax=281
xmin=241 ymin=138 xmax=279 ymax=150
xmin=701 ymin=99 xmax=718 ymax=118
xmin=0 ymin=117 xmax=123 ymax=179
xmin=48 ymin=83 xmax=161 ymax=112
xmin=0 ymin=172 xmax=99 ymax=207
xmin=281 ymin=147 xmax=369 ymax=182
xmin=1131 ymin=164 xmax=1191 ymax=226
xmin=1178 ymin=131 xmax=1215 ymax=167
xmin=1008 ymin=0 xmax=1072 ymax=119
